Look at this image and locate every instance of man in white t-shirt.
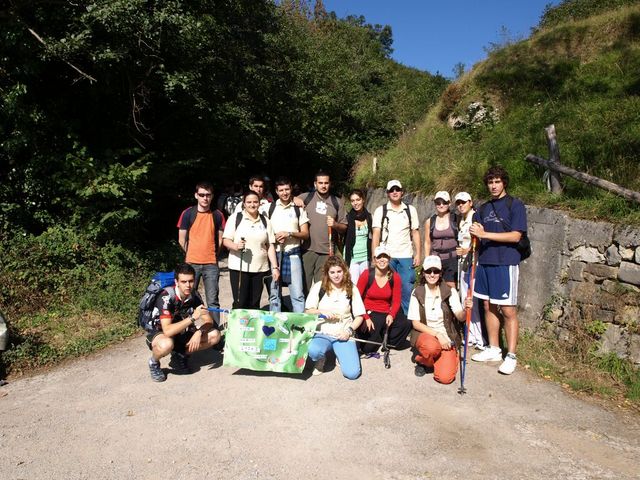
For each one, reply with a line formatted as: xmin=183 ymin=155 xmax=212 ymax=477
xmin=267 ymin=177 xmax=310 ymax=312
xmin=371 ymin=180 xmax=421 ymax=314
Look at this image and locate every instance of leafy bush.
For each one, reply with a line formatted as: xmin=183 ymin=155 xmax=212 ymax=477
xmin=0 ymin=226 xmax=182 ymax=374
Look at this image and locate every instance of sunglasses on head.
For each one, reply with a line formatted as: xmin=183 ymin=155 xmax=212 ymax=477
xmin=387 ymin=187 xmax=402 ymax=193
xmin=197 ymin=193 xmax=212 ymax=198
xmin=424 ymin=268 xmax=441 ymax=275
xmin=434 ymin=200 xmax=449 ymax=206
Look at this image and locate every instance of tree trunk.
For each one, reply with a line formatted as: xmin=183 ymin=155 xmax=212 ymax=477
xmin=525 ymin=154 xmax=640 ymax=204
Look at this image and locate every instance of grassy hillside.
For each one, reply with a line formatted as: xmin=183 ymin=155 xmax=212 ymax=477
xmin=353 ymin=2 xmax=640 ymax=223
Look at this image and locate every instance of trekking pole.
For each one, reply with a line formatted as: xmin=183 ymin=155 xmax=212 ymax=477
xmin=238 ymin=237 xmax=246 ymax=308
xmin=382 ymin=325 xmax=391 ymax=369
xmin=328 ymin=225 xmax=333 ymax=256
xmin=458 ymin=236 xmax=478 ymax=395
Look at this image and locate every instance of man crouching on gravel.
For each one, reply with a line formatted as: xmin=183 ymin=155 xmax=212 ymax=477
xmin=147 ymin=264 xmax=221 ymax=382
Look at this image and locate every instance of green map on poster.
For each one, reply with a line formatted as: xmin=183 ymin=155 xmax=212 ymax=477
xmin=223 ymin=309 xmax=319 ymax=373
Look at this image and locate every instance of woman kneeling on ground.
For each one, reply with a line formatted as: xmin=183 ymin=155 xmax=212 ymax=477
xmin=356 ymin=245 xmax=411 ymax=355
xmin=408 ymin=255 xmax=470 ymax=384
xmin=305 ymin=255 xmax=366 ymax=379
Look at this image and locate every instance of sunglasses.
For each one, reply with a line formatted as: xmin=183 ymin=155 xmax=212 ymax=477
xmin=387 ymin=187 xmax=402 ymax=193
xmin=434 ymin=200 xmax=449 ymax=206
xmin=197 ymin=193 xmax=212 ymax=198
xmin=424 ymin=268 xmax=441 ymax=275
xmin=455 ymin=200 xmax=469 ymax=206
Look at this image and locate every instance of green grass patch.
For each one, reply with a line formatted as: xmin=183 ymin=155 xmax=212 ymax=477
xmin=518 ymin=331 xmax=640 ymax=407
xmin=352 ymin=5 xmax=640 ymax=224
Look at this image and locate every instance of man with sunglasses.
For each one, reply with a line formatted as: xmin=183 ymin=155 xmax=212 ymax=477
xmin=371 ymin=180 xmax=421 ymax=314
xmin=469 ymin=166 xmax=527 ymax=375
xmin=178 ymin=181 xmax=225 ymax=325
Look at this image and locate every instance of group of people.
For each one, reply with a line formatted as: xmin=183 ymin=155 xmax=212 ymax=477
xmin=146 ymin=166 xmax=528 ymax=385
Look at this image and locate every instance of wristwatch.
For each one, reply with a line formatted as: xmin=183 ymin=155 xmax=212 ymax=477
xmin=346 ymin=326 xmax=355 ymax=337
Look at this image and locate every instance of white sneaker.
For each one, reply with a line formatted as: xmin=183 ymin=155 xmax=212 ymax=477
xmin=498 ymin=353 xmax=517 ymax=375
xmin=471 ymin=346 xmax=502 ymax=362
xmin=312 ymin=358 xmax=325 ymax=376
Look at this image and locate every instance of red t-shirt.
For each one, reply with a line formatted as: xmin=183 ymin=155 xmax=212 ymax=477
xmin=356 ymin=270 xmax=402 ymax=319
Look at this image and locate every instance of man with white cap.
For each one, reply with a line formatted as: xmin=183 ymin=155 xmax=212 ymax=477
xmin=455 ymin=191 xmax=486 ymax=350
xmin=371 ymin=179 xmax=421 ymax=314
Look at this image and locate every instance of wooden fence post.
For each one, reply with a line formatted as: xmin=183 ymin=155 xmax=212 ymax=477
xmin=545 ymin=124 xmax=564 ymax=195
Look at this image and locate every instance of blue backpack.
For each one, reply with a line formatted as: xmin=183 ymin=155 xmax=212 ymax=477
xmin=138 ymin=272 xmax=174 ymax=332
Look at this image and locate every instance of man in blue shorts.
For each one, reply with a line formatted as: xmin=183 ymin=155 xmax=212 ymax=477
xmin=469 ymin=166 xmax=527 ymax=375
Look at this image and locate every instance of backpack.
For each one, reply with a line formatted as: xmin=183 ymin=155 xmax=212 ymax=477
xmin=267 ymin=201 xmax=301 ymax=221
xmin=478 ymin=196 xmax=531 ymax=261
xmin=381 ymin=203 xmax=413 ymax=243
xmin=302 ymin=192 xmax=343 ymax=252
xmin=318 ymin=285 xmax=353 ymax=318
xmin=360 ymin=267 xmax=395 ymax=300
xmin=182 ymin=206 xmax=224 ymax=255
xmin=225 ymin=194 xmax=243 ymax=217
xmin=138 ymin=272 xmax=175 ymax=333
xmin=428 ymin=212 xmax=458 ymax=241
xmin=235 ymin=211 xmax=268 ymax=229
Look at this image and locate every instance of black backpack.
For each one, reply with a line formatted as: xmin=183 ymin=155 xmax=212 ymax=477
xmin=478 ymin=196 xmax=531 ymax=260
xmin=182 ymin=206 xmax=224 ymax=255
xmin=381 ymin=203 xmax=413 ymax=242
xmin=428 ymin=212 xmax=459 ymax=241
xmin=267 ymin=201 xmax=301 ymax=221
xmin=225 ymin=194 xmax=243 ymax=217
xmin=234 ymin=211 xmax=268 ymax=229
xmin=138 ymin=280 xmax=175 ymax=333
xmin=360 ymin=267 xmax=395 ymax=300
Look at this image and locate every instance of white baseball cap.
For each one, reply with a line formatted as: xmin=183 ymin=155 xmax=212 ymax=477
xmin=386 ymin=180 xmax=402 ymax=191
xmin=454 ymin=191 xmax=472 ymax=202
xmin=434 ymin=191 xmax=450 ymax=203
xmin=422 ymin=255 xmax=442 ymax=271
xmin=374 ymin=245 xmax=391 ymax=258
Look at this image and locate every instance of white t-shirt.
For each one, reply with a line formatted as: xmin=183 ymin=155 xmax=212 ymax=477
xmin=458 ymin=210 xmax=474 ymax=251
xmin=268 ymin=200 xmax=309 ymax=252
xmin=407 ymin=286 xmax=463 ymax=336
xmin=305 ymin=282 xmax=366 ymax=336
xmin=223 ymin=212 xmax=275 ymax=272
xmin=372 ymin=201 xmax=420 ymax=258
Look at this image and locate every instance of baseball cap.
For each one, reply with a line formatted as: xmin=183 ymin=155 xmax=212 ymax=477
xmin=422 ymin=255 xmax=442 ymax=271
xmin=373 ymin=245 xmax=391 ymax=258
xmin=386 ymin=180 xmax=402 ymax=191
xmin=454 ymin=192 xmax=472 ymax=202
xmin=434 ymin=191 xmax=450 ymax=203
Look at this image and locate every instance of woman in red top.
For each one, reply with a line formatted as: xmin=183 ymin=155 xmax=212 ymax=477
xmin=356 ymin=245 xmax=412 ymax=354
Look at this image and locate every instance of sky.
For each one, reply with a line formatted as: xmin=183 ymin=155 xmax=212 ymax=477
xmin=321 ymin=0 xmax=560 ymax=77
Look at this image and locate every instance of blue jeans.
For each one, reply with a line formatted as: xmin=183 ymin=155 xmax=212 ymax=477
xmin=308 ymin=334 xmax=361 ymax=380
xmin=269 ymin=253 xmax=305 ymax=313
xmin=390 ymin=257 xmax=415 ymax=315
xmin=190 ymin=263 xmax=220 ymax=325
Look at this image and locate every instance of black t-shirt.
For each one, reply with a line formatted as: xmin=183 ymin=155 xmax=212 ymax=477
xmin=150 ymin=287 xmax=203 ymax=332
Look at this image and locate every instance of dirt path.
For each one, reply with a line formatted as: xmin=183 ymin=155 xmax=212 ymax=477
xmin=1 ymin=266 xmax=639 ymax=480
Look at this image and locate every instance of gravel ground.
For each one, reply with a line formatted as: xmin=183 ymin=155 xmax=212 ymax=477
xmin=1 ymin=265 xmax=639 ymax=480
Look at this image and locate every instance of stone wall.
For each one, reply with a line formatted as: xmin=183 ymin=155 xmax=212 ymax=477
xmin=365 ymin=189 xmax=640 ymax=365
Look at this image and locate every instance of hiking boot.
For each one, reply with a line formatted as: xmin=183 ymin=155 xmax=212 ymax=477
xmin=148 ymin=358 xmax=166 ymax=382
xmin=169 ymin=352 xmax=190 ymax=374
xmin=312 ymin=357 xmax=325 ymax=376
xmin=414 ymin=364 xmax=427 ymax=377
xmin=471 ymin=346 xmax=502 ymax=362
xmin=498 ymin=353 xmax=517 ymax=375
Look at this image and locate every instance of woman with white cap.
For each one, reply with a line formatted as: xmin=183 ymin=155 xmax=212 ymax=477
xmin=408 ymin=255 xmax=470 ymax=383
xmin=356 ymin=245 xmax=412 ymax=355
xmin=455 ymin=192 xmax=486 ymax=350
xmin=424 ymin=191 xmax=458 ymax=288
